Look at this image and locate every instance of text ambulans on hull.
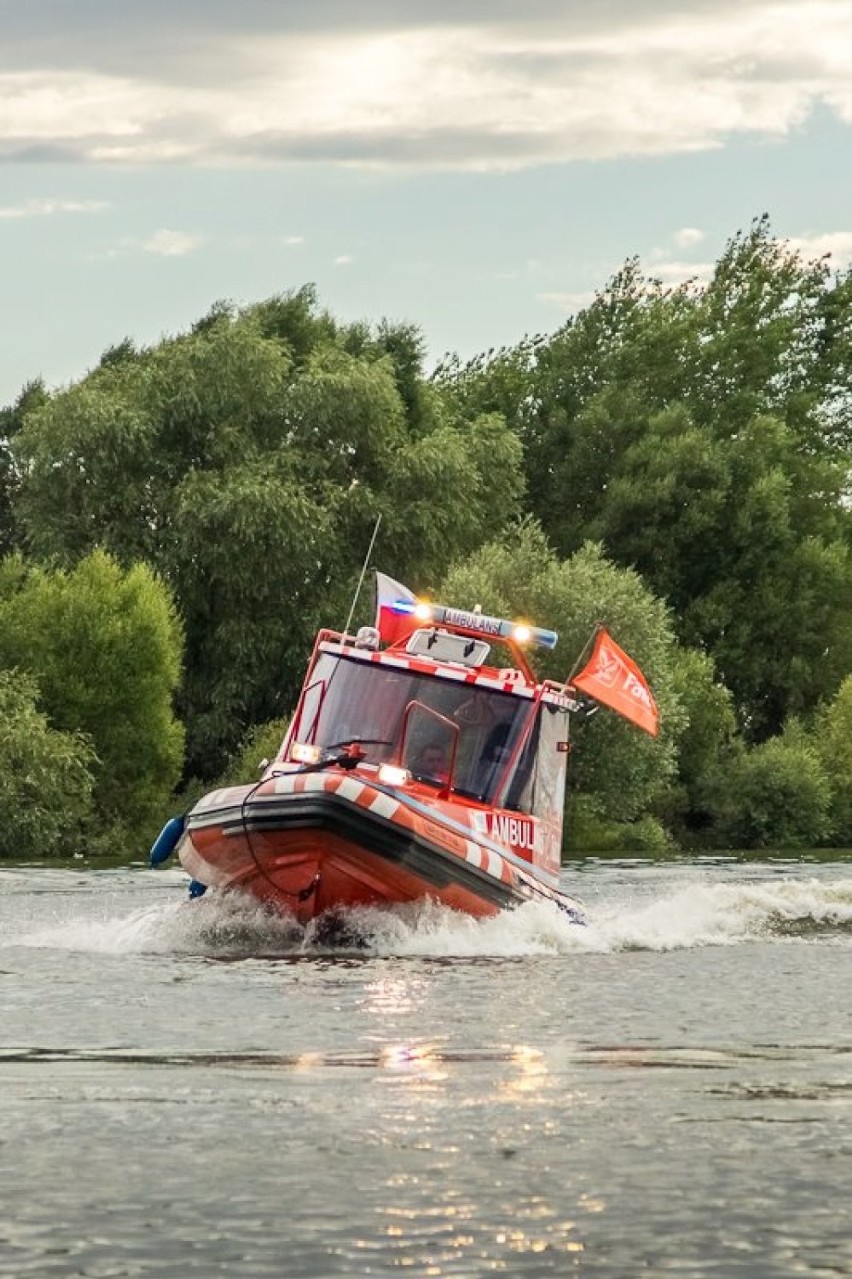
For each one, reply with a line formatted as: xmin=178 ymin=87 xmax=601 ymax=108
xmin=151 ymin=574 xmax=659 ymax=927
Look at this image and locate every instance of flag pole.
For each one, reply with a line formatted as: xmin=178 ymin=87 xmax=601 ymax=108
xmin=566 ymin=621 xmax=603 ymax=684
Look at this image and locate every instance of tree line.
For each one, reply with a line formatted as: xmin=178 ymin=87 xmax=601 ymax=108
xmin=2 ymin=217 xmax=851 ymax=857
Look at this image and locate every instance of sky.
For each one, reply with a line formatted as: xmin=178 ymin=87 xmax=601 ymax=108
xmin=2 ymin=0 xmax=852 ymax=405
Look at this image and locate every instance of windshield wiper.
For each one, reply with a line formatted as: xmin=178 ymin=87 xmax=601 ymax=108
xmin=324 ymin=737 xmax=392 ymax=752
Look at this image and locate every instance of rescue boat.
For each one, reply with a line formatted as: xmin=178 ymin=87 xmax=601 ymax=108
xmin=150 ymin=574 xmax=658 ymax=928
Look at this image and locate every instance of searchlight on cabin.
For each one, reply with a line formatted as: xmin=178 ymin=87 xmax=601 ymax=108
xmin=378 ymin=763 xmax=411 ymax=787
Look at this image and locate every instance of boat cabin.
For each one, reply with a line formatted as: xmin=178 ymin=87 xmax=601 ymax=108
xmin=281 ymin=610 xmax=573 ymax=837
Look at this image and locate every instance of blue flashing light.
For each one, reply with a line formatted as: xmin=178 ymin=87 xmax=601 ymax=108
xmin=525 ymin=625 xmax=559 ymax=651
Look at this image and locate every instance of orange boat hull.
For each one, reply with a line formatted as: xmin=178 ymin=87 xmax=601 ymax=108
xmin=177 ymin=777 xmax=585 ymax=927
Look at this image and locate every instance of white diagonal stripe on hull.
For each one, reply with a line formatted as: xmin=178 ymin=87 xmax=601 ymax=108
xmin=302 ymin=774 xmax=331 ymax=793
xmin=465 ymin=838 xmax=483 ymax=866
xmin=485 ymin=848 xmax=505 ymax=880
xmin=335 ymin=777 xmax=366 ymax=803
xmin=368 ymin=793 xmax=399 ymax=819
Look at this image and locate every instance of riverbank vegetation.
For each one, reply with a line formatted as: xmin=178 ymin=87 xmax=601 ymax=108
xmin=2 ymin=216 xmax=851 ymax=856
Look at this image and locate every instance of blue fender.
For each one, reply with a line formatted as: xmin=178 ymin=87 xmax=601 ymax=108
xmin=149 ymin=814 xmax=186 ymax=867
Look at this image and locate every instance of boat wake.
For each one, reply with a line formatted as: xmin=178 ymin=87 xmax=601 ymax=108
xmin=5 ymin=873 xmax=852 ymax=959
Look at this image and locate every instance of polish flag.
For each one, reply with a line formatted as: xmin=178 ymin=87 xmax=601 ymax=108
xmin=374 ymin=572 xmax=421 ymax=646
xmin=573 ymin=628 xmax=659 ymax=737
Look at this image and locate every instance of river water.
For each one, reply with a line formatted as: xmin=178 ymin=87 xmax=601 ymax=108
xmin=2 ymin=856 xmax=851 ymax=1278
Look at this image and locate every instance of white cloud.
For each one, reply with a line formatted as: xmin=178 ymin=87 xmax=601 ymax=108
xmin=787 ymin=230 xmax=852 ymax=268
xmin=333 ymin=253 xmax=353 ymax=265
xmin=540 ymin=254 xmax=715 ymax=315
xmin=646 ymin=258 xmax=716 ymax=284
xmin=537 ymin=289 xmax=597 ymax=314
xmin=283 ymin=234 xmax=305 ymax=245
xmin=646 ymin=242 xmax=715 ymax=283
xmin=141 ymin=229 xmax=203 ymax=256
xmin=537 ymin=226 xmax=852 ymax=319
xmin=0 ymin=196 xmax=109 ymax=218
xmin=673 ymin=227 xmax=705 ymax=248
xmin=1 ymin=2 xmax=851 ymax=170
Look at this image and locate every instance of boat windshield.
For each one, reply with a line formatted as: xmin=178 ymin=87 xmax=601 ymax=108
xmin=290 ymin=651 xmax=535 ymax=804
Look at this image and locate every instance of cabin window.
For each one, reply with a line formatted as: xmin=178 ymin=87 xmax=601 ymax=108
xmin=504 ymin=703 xmax=569 ymax=820
xmin=293 ymin=652 xmax=533 ymax=802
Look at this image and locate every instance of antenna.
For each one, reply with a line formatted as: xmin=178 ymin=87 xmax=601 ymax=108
xmin=343 ymin=514 xmax=382 ymax=638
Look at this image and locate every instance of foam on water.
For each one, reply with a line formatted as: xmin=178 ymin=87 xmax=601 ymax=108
xmin=5 ymin=875 xmax=852 ymax=959
xmin=587 ymin=877 xmax=852 ymax=952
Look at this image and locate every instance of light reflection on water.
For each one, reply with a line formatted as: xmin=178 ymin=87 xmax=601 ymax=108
xmin=1 ymin=859 xmax=851 ymax=1276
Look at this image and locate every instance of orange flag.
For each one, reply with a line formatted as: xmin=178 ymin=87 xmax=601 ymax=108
xmin=573 ymin=628 xmax=659 ymax=737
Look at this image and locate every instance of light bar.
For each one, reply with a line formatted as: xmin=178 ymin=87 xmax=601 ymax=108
xmin=405 ymin=601 xmax=558 ymax=650
xmin=290 ymin=741 xmax=322 ymax=764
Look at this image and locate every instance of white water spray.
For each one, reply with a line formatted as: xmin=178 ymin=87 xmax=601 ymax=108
xmin=4 ymin=874 xmax=852 ymax=959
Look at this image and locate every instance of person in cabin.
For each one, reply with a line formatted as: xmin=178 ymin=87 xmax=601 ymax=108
xmin=413 ymin=740 xmax=450 ymax=786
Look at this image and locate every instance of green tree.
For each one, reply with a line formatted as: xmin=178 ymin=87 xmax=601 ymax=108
xmin=702 ymin=732 xmax=832 ymax=850
xmin=654 ymin=646 xmax=738 ymax=844
xmin=691 ymin=218 xmax=843 ymax=440
xmin=0 ymin=379 xmax=47 ymax=557
xmin=0 ymin=669 xmax=95 ymax=858
xmin=215 ymin=717 xmax=291 ymax=789
xmin=170 ymin=459 xmax=335 ymax=770
xmin=382 ymin=412 xmax=524 ymax=587
xmin=15 ymin=313 xmax=294 ymax=566
xmin=813 ymin=677 xmax=852 ymax=844
xmin=0 ymin=551 xmax=184 ymax=843
xmin=590 ymin=407 xmax=852 ymax=737
xmin=438 ymin=219 xmax=852 ymax=740
xmin=12 ymin=290 xmax=524 ymax=777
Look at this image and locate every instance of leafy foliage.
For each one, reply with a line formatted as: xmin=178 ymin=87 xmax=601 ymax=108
xmin=5 ymin=220 xmax=852 ymax=854
xmin=0 ymin=551 xmax=184 ymax=843
xmin=0 ymin=670 xmax=95 ymax=858
xmin=654 ymin=646 xmax=738 ymax=845
xmin=0 ymin=379 xmax=47 ymax=557
xmin=12 ymin=291 xmax=523 ymax=775
xmin=702 ymin=732 xmax=832 ymax=850
xmin=215 ymin=718 xmax=291 ymax=789
xmin=813 ymin=678 xmax=852 ymax=844
xmin=438 ymin=218 xmax=852 ymax=740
